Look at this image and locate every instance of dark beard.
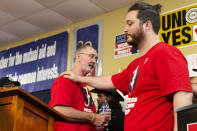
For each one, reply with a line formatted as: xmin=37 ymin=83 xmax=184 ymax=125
xmin=127 ymin=28 xmax=144 ymax=49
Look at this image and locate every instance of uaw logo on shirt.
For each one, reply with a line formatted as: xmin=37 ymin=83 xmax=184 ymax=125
xmin=81 ymin=86 xmax=94 ymax=112
xmin=125 ymin=66 xmax=140 ymax=115
xmin=128 ymin=66 xmax=140 ymax=93
xmin=125 ymin=58 xmax=149 ymax=115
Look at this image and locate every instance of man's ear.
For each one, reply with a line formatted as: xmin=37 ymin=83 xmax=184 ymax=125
xmin=143 ymin=20 xmax=152 ymax=31
xmin=75 ymin=53 xmax=81 ymax=61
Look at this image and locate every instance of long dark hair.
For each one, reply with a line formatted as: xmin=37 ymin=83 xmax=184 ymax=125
xmin=128 ymin=2 xmax=162 ymax=34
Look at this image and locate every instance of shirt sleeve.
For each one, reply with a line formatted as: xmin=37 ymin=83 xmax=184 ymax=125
xmin=49 ymin=76 xmax=74 ymax=107
xmin=154 ymin=46 xmax=192 ymax=96
xmin=111 ymin=66 xmax=131 ymax=95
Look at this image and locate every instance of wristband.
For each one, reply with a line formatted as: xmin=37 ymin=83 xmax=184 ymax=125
xmin=90 ymin=113 xmax=95 ymax=123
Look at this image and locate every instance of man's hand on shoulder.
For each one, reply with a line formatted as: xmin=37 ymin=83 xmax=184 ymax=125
xmin=60 ymin=71 xmax=81 ymax=83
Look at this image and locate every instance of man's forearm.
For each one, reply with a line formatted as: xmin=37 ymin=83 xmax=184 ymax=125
xmin=54 ymin=106 xmax=93 ymax=123
xmin=80 ymin=75 xmax=115 ymax=90
xmin=173 ymin=91 xmax=193 ymax=131
xmin=53 ymin=106 xmax=111 ymax=126
xmin=62 ymin=71 xmax=115 ymax=90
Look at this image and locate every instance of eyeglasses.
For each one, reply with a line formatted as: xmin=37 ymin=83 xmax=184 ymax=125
xmin=79 ymin=53 xmax=98 ymax=62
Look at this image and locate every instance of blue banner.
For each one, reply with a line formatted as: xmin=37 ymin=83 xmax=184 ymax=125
xmin=0 ymin=31 xmax=68 ymax=92
xmin=114 ymin=34 xmax=138 ymax=58
xmin=76 ymin=24 xmax=99 ymax=51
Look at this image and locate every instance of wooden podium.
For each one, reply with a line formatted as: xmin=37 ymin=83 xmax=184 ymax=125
xmin=0 ymin=87 xmax=67 ymax=131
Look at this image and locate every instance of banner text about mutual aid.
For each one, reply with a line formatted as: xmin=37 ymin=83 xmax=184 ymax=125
xmin=0 ymin=41 xmax=56 ymax=69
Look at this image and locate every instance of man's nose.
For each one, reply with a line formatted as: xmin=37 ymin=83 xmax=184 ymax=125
xmin=92 ymin=58 xmax=97 ymax=63
xmin=91 ymin=56 xmax=97 ymax=63
xmin=124 ymin=26 xmax=128 ymax=33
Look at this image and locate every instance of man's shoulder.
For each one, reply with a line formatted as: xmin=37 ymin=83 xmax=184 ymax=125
xmin=149 ymin=42 xmax=186 ymax=65
xmin=155 ymin=42 xmax=178 ymax=50
xmin=152 ymin=42 xmax=181 ymax=55
xmin=53 ymin=76 xmax=75 ymax=85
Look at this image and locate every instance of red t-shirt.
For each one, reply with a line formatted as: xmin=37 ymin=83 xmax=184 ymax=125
xmin=112 ymin=42 xmax=192 ymax=131
xmin=49 ymin=76 xmax=96 ymax=131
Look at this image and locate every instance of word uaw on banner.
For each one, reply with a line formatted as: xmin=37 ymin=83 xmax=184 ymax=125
xmin=114 ymin=34 xmax=138 ymax=58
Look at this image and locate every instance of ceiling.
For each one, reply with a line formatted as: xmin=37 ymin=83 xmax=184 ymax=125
xmin=0 ymin=0 xmax=140 ymax=47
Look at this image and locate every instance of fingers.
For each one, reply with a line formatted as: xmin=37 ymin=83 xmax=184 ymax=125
xmin=60 ymin=71 xmax=71 ymax=76
xmin=103 ymin=109 xmax=111 ymax=121
xmin=60 ymin=72 xmax=66 ymax=76
xmin=59 ymin=71 xmax=73 ymax=79
xmin=63 ymin=73 xmax=71 ymax=78
xmin=105 ymin=109 xmax=111 ymax=115
xmin=93 ymin=111 xmax=111 ymax=127
xmin=93 ymin=114 xmax=107 ymax=126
